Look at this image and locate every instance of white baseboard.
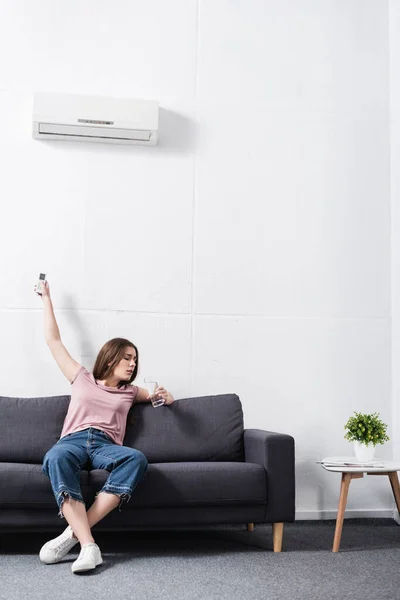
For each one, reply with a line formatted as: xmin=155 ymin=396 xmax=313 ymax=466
xmin=295 ymin=508 xmax=396 ymax=520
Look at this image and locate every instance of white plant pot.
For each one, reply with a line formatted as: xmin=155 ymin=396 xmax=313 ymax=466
xmin=353 ymin=440 xmax=376 ymax=462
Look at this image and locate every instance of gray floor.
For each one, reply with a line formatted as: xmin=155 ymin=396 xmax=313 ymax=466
xmin=1 ymin=519 xmax=400 ymax=600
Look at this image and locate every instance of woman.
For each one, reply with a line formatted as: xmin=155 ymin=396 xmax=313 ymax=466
xmin=34 ymin=279 xmax=174 ymax=574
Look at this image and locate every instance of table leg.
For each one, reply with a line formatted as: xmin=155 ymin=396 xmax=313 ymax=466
xmin=388 ymin=472 xmax=400 ymax=514
xmin=272 ymin=522 xmax=283 ymax=552
xmin=333 ymin=473 xmax=352 ymax=552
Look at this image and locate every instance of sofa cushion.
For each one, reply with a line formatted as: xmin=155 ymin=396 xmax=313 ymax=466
xmin=0 ymin=463 xmax=89 ymax=506
xmin=125 ymin=395 xmax=244 ymax=462
xmin=0 ymin=462 xmax=266 ymax=508
xmin=0 ymin=396 xmax=71 ymax=464
xmin=92 ymin=462 xmax=267 ymax=508
xmin=0 ymin=394 xmax=244 ymax=463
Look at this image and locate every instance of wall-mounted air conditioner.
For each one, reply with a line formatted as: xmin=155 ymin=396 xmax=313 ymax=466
xmin=32 ymin=92 xmax=159 ymax=146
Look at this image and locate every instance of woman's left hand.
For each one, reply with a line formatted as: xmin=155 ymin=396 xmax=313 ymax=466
xmin=147 ymin=386 xmax=174 ymax=405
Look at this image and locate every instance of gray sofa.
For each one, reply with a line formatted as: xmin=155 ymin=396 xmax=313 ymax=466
xmin=0 ymin=392 xmax=295 ymax=552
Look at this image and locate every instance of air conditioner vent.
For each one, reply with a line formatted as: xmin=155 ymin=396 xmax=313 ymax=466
xmin=38 ymin=123 xmax=152 ymax=142
xmin=33 ymin=92 xmax=159 ymax=146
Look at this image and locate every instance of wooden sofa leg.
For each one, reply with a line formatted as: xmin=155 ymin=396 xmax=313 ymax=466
xmin=272 ymin=522 xmax=283 ymax=552
xmin=247 ymin=523 xmax=254 ymax=531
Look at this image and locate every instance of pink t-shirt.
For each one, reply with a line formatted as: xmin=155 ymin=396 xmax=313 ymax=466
xmin=59 ymin=366 xmax=139 ymax=446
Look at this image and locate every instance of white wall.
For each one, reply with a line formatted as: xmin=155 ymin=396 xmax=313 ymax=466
xmin=0 ymin=0 xmax=392 ymax=519
xmin=391 ymin=1 xmax=400 ymax=469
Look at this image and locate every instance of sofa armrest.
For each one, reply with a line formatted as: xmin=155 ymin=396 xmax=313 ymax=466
xmin=244 ymin=429 xmax=295 ymax=522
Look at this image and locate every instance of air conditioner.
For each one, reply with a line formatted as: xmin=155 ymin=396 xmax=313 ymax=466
xmin=32 ymin=92 xmax=159 ymax=146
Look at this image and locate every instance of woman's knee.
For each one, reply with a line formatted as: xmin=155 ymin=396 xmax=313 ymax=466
xmin=123 ymin=449 xmax=148 ymax=474
xmin=42 ymin=446 xmax=80 ymax=474
xmin=135 ymin=450 xmax=148 ymax=474
xmin=43 ymin=447 xmax=62 ymax=468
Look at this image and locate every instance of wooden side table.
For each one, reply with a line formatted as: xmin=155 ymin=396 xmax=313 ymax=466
xmin=320 ymin=456 xmax=400 ymax=552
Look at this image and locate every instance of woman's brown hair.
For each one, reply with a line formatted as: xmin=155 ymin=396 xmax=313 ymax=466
xmin=92 ymin=337 xmax=139 ymax=389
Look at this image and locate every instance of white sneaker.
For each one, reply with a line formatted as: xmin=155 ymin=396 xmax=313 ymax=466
xmin=71 ymin=543 xmax=103 ymax=573
xmin=39 ymin=525 xmax=79 ymax=564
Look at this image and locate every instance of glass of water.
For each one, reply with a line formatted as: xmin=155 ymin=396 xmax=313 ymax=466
xmin=144 ymin=377 xmax=165 ymax=408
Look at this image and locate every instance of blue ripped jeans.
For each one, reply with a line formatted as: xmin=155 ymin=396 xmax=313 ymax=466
xmin=41 ymin=427 xmax=148 ymax=519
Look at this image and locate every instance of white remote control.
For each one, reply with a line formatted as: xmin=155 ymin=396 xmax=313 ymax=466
xmin=36 ymin=273 xmax=46 ymax=295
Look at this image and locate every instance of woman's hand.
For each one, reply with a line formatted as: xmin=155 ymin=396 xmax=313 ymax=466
xmin=34 ymin=279 xmax=51 ymax=300
xmin=148 ymin=386 xmax=174 ymax=405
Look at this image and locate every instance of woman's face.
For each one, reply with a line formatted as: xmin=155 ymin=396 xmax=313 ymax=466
xmin=113 ymin=346 xmax=137 ymax=381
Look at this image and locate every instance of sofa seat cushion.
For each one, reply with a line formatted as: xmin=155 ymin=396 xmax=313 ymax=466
xmin=89 ymin=461 xmax=267 ymax=508
xmin=0 ymin=463 xmax=89 ymax=506
xmin=0 ymin=462 xmax=266 ymax=509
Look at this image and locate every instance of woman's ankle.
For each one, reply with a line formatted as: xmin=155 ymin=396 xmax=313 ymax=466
xmin=81 ymin=539 xmax=95 ymax=547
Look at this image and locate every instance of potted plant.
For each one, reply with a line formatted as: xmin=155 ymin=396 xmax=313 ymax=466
xmin=344 ymin=412 xmax=390 ymax=461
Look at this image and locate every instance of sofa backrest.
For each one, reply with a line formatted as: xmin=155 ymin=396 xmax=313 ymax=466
xmin=0 ymin=394 xmax=245 ymax=464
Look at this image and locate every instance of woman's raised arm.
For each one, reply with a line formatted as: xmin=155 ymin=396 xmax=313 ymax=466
xmin=34 ymin=279 xmax=81 ymax=384
xmin=34 ymin=279 xmax=61 ymax=344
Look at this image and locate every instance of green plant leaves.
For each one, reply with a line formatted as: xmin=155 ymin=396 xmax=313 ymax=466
xmin=344 ymin=412 xmax=390 ymax=446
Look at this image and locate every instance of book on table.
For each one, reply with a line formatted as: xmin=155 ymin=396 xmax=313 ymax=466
xmin=319 ymin=460 xmax=385 ymax=468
